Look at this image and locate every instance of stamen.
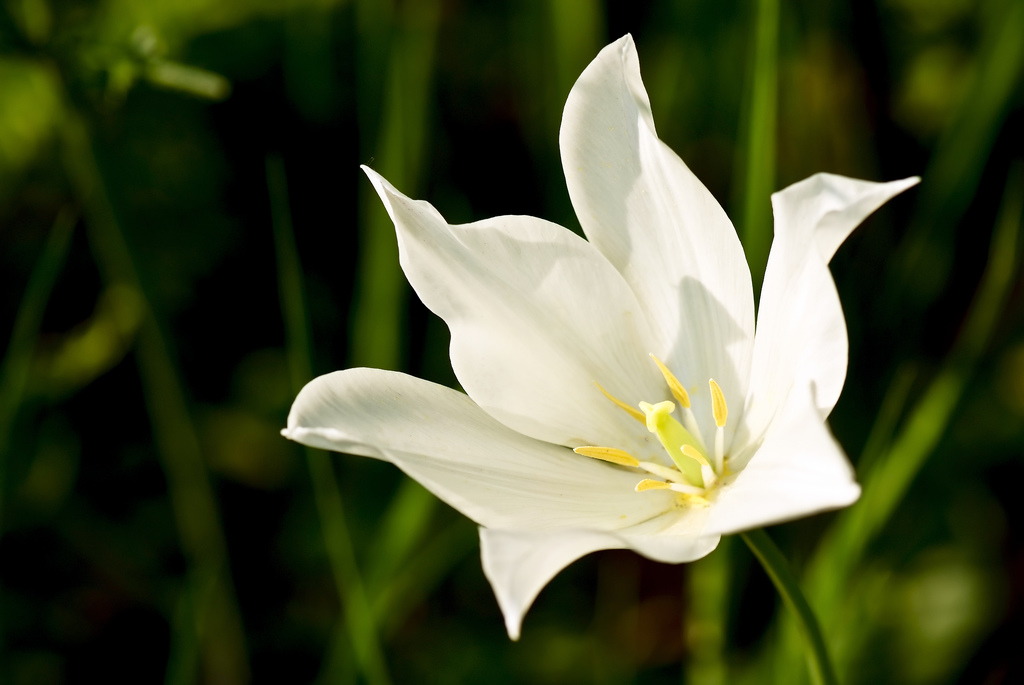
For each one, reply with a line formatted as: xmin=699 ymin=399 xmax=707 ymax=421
xmin=709 ymin=379 xmax=727 ymax=474
xmin=649 ymin=354 xmax=690 ymax=407
xmin=637 ymin=460 xmax=688 ymax=484
xmin=635 ymin=479 xmax=671 ymax=492
xmin=635 ymin=479 xmax=704 ymax=496
xmin=681 ymin=406 xmax=705 ymax=451
xmin=681 ymin=444 xmax=710 ymax=469
xmin=596 ymin=383 xmax=646 ymax=424
xmin=650 ymin=354 xmax=706 ymax=447
xmin=668 ymin=482 xmax=706 ymax=496
xmin=684 ymin=445 xmax=719 ymax=485
xmin=573 ymin=446 xmax=639 ymax=467
xmin=709 ymin=379 xmax=728 ymax=427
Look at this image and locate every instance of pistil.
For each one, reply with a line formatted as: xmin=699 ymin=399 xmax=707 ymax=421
xmin=638 ymin=401 xmax=706 ymax=487
xmin=586 ymin=359 xmax=732 ymax=499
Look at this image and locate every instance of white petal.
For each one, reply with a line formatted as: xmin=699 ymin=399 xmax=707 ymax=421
xmin=480 ymin=527 xmax=626 ymax=640
xmin=747 ymin=174 xmax=919 ymax=435
xmin=362 ymin=166 xmax=665 ymax=457
xmin=480 ymin=510 xmax=719 ymax=639
xmin=614 ymin=507 xmax=721 ymax=563
xmin=703 ymin=383 xmax=861 ymax=536
xmin=560 ymin=34 xmax=755 ymax=438
xmin=782 ymin=174 xmax=922 ymax=266
xmin=284 ymin=368 xmax=676 ymax=531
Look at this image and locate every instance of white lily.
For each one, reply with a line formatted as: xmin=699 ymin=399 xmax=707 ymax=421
xmin=283 ymin=35 xmax=918 ymax=640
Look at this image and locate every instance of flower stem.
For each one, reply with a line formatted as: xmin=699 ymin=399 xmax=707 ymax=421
xmin=740 ymin=529 xmax=837 ymax=685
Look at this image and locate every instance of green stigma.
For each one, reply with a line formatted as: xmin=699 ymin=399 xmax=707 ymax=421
xmin=638 ymin=401 xmax=707 ymax=488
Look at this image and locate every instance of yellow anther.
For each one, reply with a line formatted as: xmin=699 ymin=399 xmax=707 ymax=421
xmin=596 ymin=383 xmax=646 ymax=424
xmin=681 ymin=444 xmax=711 ymax=468
xmin=635 ymin=479 xmax=672 ymax=492
xmin=573 ymin=446 xmax=640 ymax=467
xmin=709 ymin=378 xmax=728 ymax=427
xmin=649 ymin=353 xmax=691 ymax=408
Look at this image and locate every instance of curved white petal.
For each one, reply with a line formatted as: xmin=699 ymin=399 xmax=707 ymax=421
xmin=362 ymin=166 xmax=665 ymax=456
xmin=284 ymin=368 xmax=675 ymax=531
xmin=614 ymin=507 xmax=721 ymax=563
xmin=480 ymin=527 xmax=626 ymax=640
xmin=703 ymin=383 xmax=860 ymax=536
xmin=560 ymin=34 xmax=755 ymax=439
xmin=480 ymin=508 xmax=719 ymax=639
xmin=747 ymin=174 xmax=919 ymax=437
xmin=779 ymin=174 xmax=922 ymax=266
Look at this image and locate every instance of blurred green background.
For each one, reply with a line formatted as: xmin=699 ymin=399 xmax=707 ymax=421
xmin=1 ymin=0 xmax=1022 ymax=683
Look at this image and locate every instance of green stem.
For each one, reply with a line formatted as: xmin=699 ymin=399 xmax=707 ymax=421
xmin=267 ymin=156 xmax=391 ymax=685
xmin=741 ymin=529 xmax=836 ymax=685
xmin=684 ymin=537 xmax=731 ymax=685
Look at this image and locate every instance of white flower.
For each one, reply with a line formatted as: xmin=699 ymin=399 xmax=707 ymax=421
xmin=283 ymin=35 xmax=918 ymax=640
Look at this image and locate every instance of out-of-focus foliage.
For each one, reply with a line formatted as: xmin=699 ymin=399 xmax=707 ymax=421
xmin=0 ymin=0 xmax=1021 ymax=683
xmin=0 ymin=58 xmax=62 ymax=197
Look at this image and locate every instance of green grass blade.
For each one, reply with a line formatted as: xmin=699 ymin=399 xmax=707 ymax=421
xmin=350 ymin=0 xmax=458 ymax=643
xmin=742 ymin=530 xmax=836 ymax=685
xmin=848 ymin=364 xmax=917 ymax=477
xmin=736 ymin=0 xmax=779 ymax=294
xmin=267 ymin=155 xmax=392 ymax=685
xmin=821 ymin=159 xmax=1021 ymax=612
xmin=897 ymin=0 xmax=1024 ymax=302
xmin=772 ymin=161 xmax=1024 ymax=681
xmin=365 ymin=478 xmax=438 ymax=587
xmin=267 ymin=155 xmax=313 ymax=385
xmin=372 ymin=518 xmax=477 ymax=638
xmin=0 ymin=207 xmax=76 ymax=534
xmin=548 ymin=0 xmax=602 ymax=116
xmin=350 ymin=0 xmax=441 ymax=370
xmin=60 ymin=111 xmax=250 ymax=685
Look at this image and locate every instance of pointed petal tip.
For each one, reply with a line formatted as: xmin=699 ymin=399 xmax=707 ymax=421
xmin=360 ymin=164 xmax=387 ymax=193
xmin=617 ymin=33 xmax=637 ymax=64
xmin=504 ymin=617 xmax=523 ymax=642
xmin=889 ymin=175 xmax=922 ymax=193
xmin=279 ymin=425 xmax=312 ymax=443
xmin=359 ymin=163 xmax=377 ymax=183
xmin=279 ymin=425 xmax=307 ymax=442
xmin=358 ymin=166 xmax=412 ymax=227
xmin=842 ymin=481 xmax=862 ymax=506
xmin=480 ymin=527 xmax=630 ymax=643
xmin=595 ymin=34 xmax=637 ymax=72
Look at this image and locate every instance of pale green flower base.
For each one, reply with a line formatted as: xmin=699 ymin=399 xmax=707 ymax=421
xmin=742 ymin=529 xmax=837 ymax=685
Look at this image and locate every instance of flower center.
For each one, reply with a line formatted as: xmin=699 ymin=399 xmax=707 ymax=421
xmin=574 ymin=355 xmax=731 ymax=500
